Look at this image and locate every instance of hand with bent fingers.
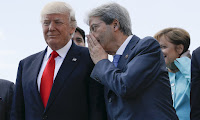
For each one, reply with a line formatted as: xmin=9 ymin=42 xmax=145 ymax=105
xmin=86 ymin=34 xmax=108 ymax=64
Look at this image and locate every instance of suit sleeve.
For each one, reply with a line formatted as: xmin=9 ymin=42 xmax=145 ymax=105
xmin=191 ymin=49 xmax=200 ymax=120
xmin=88 ymin=77 xmax=107 ymax=120
xmin=11 ymin=61 xmax=25 ymax=120
xmin=91 ymin=38 xmax=164 ymax=98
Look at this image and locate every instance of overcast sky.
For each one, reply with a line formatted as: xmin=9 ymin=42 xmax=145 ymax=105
xmin=1 ymin=0 xmax=200 ymax=83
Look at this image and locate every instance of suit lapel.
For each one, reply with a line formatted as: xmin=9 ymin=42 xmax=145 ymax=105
xmin=45 ymin=43 xmax=81 ymax=111
xmin=117 ymin=35 xmax=140 ymax=69
xmin=106 ymin=35 xmax=140 ymax=98
xmin=29 ymin=49 xmax=47 ymax=110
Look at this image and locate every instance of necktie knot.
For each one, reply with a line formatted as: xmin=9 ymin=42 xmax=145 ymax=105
xmin=51 ymin=51 xmax=59 ymax=59
xmin=113 ymin=54 xmax=121 ymax=67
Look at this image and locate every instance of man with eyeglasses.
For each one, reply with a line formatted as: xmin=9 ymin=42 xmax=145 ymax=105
xmin=86 ymin=2 xmax=178 ymax=120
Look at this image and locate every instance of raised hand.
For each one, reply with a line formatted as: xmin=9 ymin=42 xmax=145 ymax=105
xmin=86 ymin=33 xmax=108 ymax=64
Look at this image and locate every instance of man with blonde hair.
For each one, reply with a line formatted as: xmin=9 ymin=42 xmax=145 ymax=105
xmin=11 ymin=1 xmax=106 ymax=120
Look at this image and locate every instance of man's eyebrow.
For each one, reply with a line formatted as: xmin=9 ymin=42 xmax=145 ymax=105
xmin=54 ymin=19 xmax=63 ymax=21
xmin=91 ymin=23 xmax=98 ymax=26
xmin=43 ymin=19 xmax=50 ymax=21
xmin=90 ymin=22 xmax=99 ymax=26
xmin=76 ymin=37 xmax=83 ymax=39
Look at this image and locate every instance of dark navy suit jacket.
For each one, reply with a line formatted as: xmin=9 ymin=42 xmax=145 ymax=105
xmin=91 ymin=35 xmax=178 ymax=120
xmin=11 ymin=42 xmax=107 ymax=120
xmin=0 ymin=79 xmax=14 ymax=120
xmin=191 ymin=47 xmax=200 ymax=120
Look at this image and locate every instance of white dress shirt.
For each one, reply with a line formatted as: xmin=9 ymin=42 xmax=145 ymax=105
xmin=37 ymin=40 xmax=72 ymax=91
xmin=115 ymin=35 xmax=133 ymax=55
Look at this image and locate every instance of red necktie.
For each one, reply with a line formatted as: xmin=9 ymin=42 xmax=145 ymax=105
xmin=40 ymin=51 xmax=59 ymax=108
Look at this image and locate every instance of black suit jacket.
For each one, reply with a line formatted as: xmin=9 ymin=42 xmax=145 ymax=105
xmin=191 ymin=47 xmax=200 ymax=120
xmin=0 ymin=79 xmax=14 ymax=120
xmin=91 ymin=35 xmax=178 ymax=120
xmin=11 ymin=42 xmax=106 ymax=120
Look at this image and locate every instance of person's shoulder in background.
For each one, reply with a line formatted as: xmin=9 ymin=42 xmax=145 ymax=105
xmin=0 ymin=79 xmax=15 ymax=120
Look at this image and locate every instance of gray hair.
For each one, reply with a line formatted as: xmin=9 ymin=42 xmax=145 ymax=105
xmin=41 ymin=1 xmax=77 ymax=28
xmin=87 ymin=2 xmax=132 ymax=36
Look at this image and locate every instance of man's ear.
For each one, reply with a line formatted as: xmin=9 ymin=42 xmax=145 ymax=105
xmin=70 ymin=27 xmax=76 ymax=35
xmin=112 ymin=19 xmax=120 ymax=31
xmin=176 ymin=44 xmax=184 ymax=55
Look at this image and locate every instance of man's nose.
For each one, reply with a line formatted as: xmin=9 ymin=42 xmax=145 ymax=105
xmin=49 ymin=22 xmax=56 ymax=31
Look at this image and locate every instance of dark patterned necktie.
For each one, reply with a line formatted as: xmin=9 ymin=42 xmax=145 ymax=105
xmin=113 ymin=54 xmax=121 ymax=67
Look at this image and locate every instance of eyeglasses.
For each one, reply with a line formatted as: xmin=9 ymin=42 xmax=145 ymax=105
xmin=90 ymin=22 xmax=104 ymax=33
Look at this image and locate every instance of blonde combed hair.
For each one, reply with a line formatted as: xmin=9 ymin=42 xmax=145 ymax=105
xmin=41 ymin=1 xmax=77 ymax=28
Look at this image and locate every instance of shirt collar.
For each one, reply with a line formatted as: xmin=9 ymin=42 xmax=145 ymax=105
xmin=45 ymin=39 xmax=72 ymax=60
xmin=115 ymin=35 xmax=133 ymax=55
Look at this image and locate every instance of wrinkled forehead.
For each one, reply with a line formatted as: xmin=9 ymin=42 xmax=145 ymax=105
xmin=41 ymin=10 xmax=69 ymax=17
xmin=89 ymin=17 xmax=103 ymax=25
xmin=41 ymin=13 xmax=69 ymax=22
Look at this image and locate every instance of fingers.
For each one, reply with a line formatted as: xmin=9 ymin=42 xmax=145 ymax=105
xmin=86 ymin=34 xmax=108 ymax=64
xmin=87 ymin=33 xmax=101 ymax=47
xmin=86 ymin=35 xmax=92 ymax=47
xmin=86 ymin=35 xmax=94 ymax=49
xmin=86 ymin=35 xmax=92 ymax=54
xmin=89 ymin=33 xmax=99 ymax=46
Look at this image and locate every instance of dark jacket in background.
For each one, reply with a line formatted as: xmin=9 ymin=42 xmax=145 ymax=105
xmin=0 ymin=79 xmax=14 ymax=120
xmin=191 ymin=47 xmax=200 ymax=120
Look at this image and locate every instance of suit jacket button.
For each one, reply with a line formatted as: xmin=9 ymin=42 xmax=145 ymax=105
xmin=94 ymin=75 xmax=101 ymax=83
xmin=43 ymin=115 xmax=47 ymax=120
xmin=96 ymin=78 xmax=101 ymax=83
xmin=108 ymin=98 xmax=112 ymax=103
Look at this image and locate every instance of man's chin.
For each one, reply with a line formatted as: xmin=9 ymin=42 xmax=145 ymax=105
xmin=106 ymin=51 xmax=115 ymax=55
